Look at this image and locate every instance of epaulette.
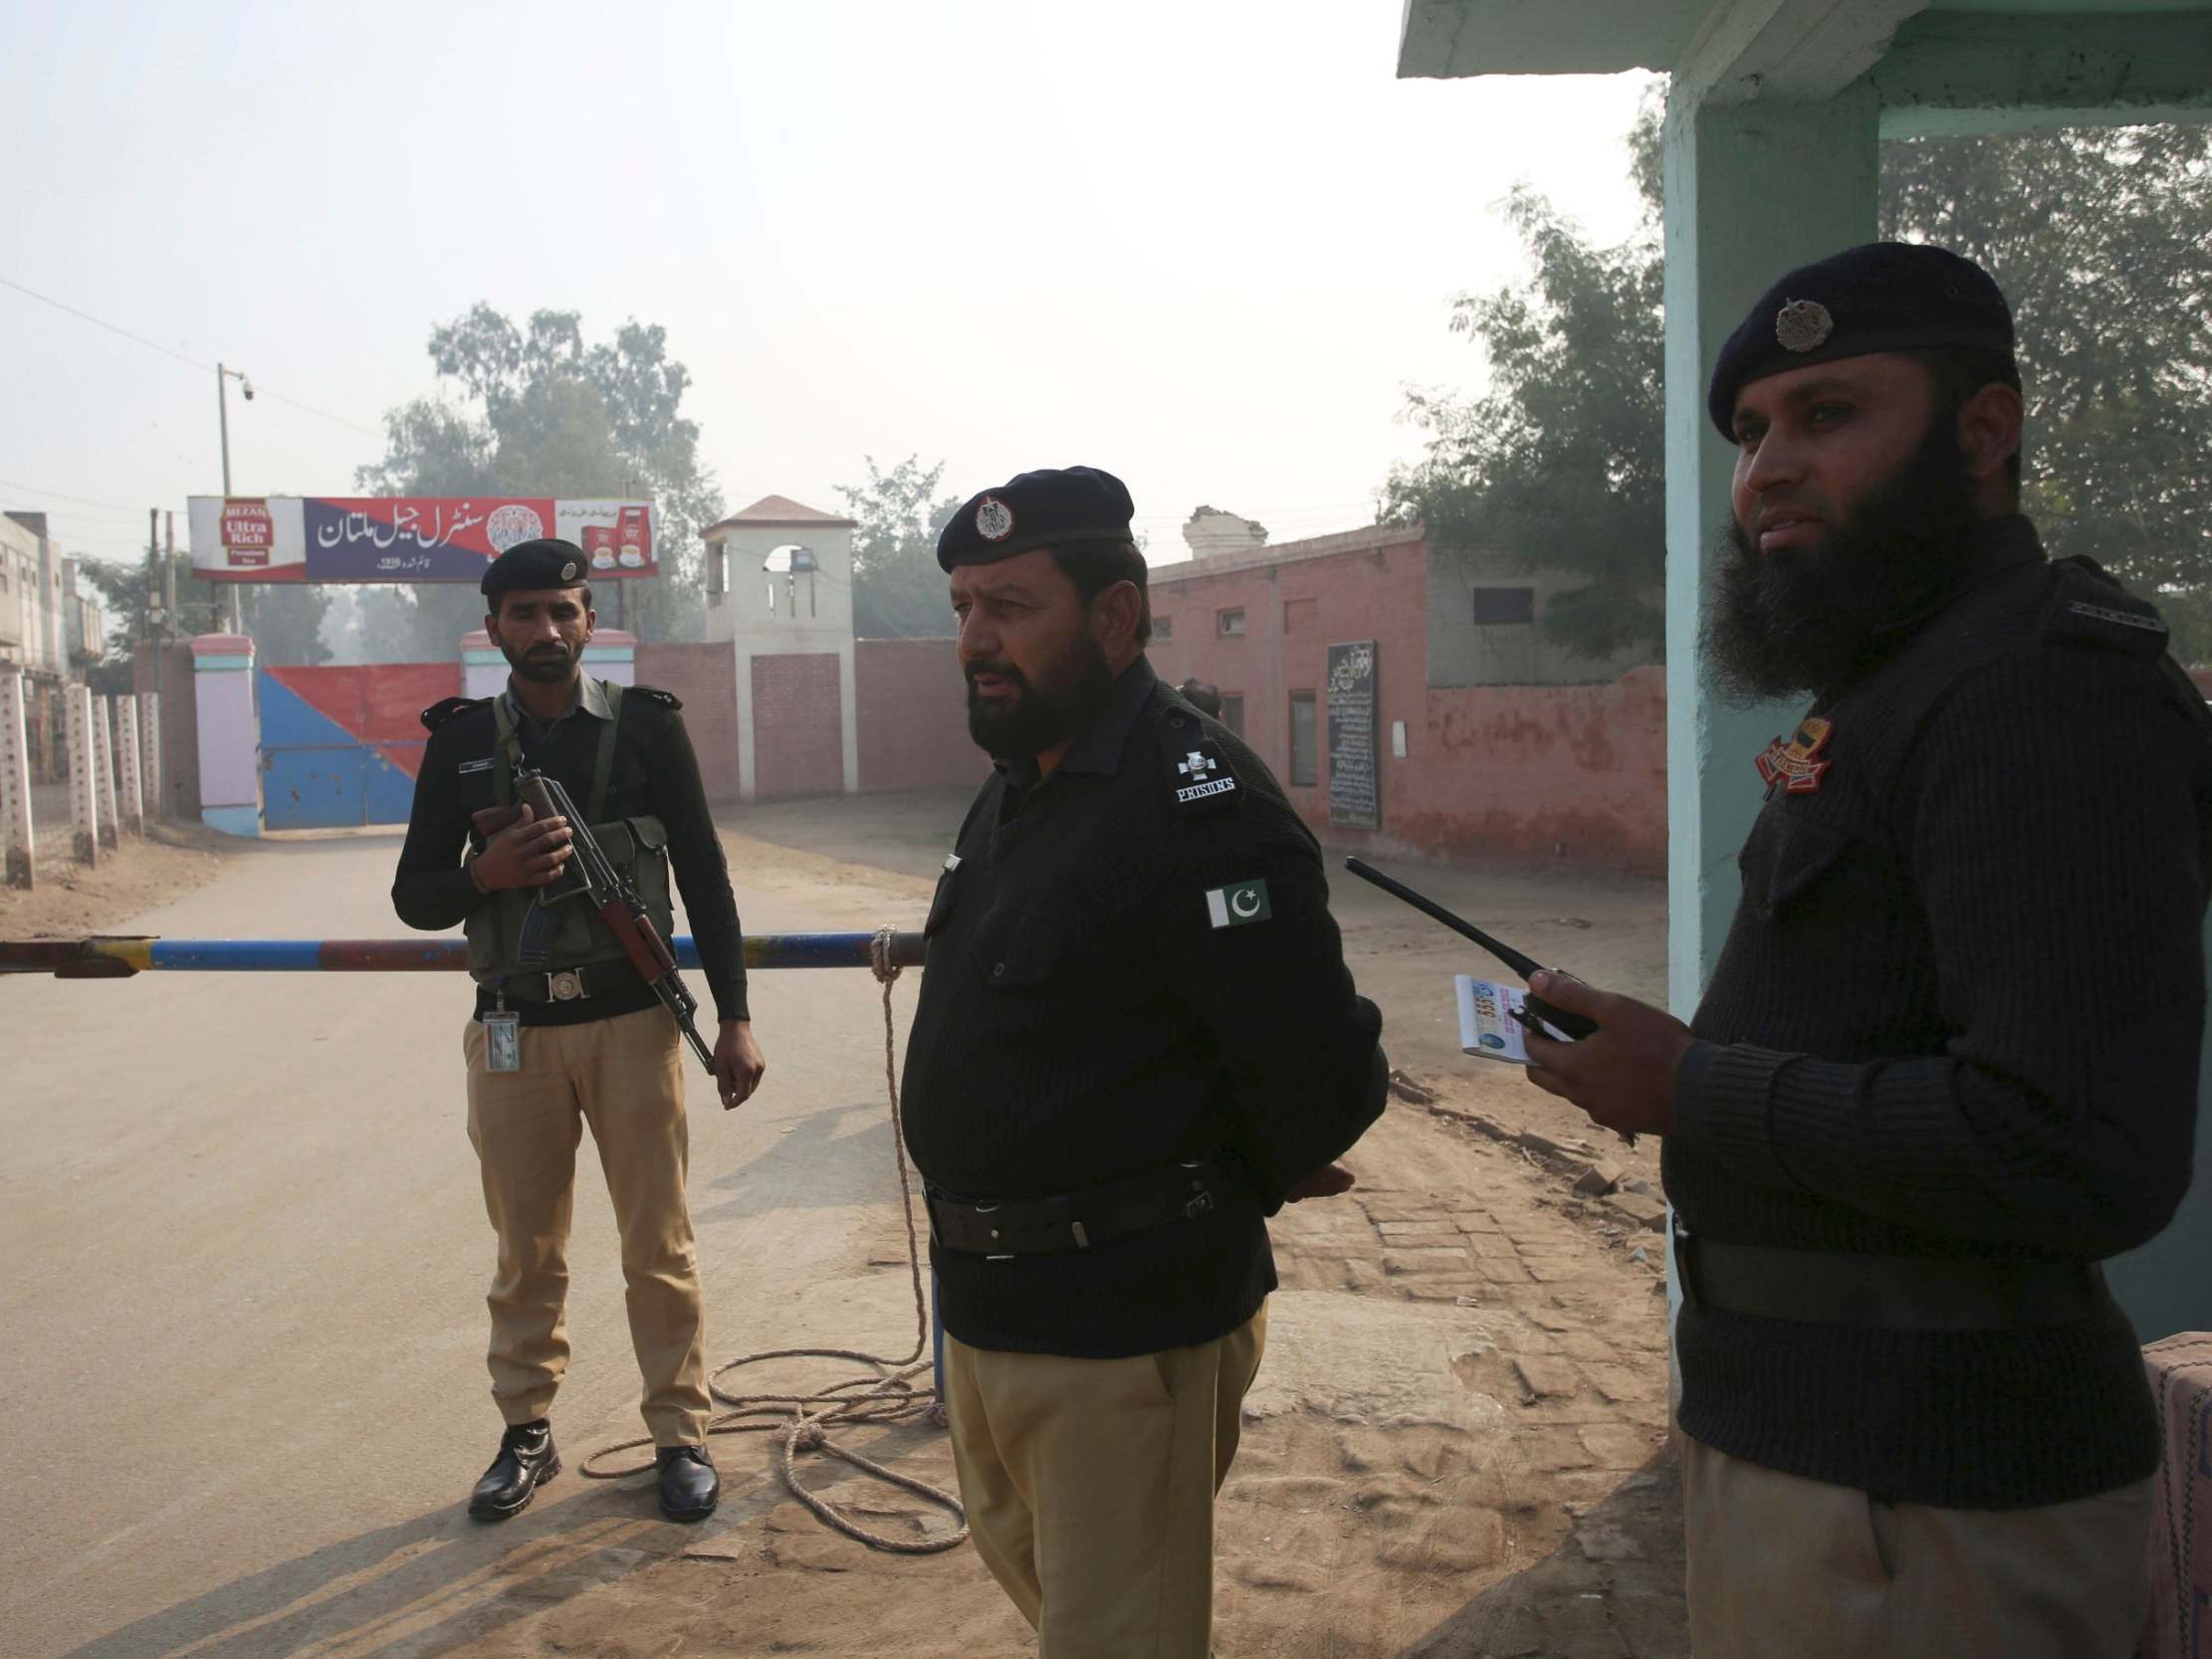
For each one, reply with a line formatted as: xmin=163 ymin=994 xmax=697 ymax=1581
xmin=2040 ymin=556 xmax=2169 ymax=661
xmin=628 ymin=684 xmax=682 ymax=711
xmin=419 ymin=695 xmax=488 ymax=733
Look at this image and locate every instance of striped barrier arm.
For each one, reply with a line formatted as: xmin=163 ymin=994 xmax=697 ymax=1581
xmin=0 ymin=933 xmax=927 ymax=978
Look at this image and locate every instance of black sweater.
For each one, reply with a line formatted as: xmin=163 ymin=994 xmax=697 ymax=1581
xmin=1666 ymin=519 xmax=2211 ymax=1508
xmin=900 ymin=658 xmax=1389 ymax=1358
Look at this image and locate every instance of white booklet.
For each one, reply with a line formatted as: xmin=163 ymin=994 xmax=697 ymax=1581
xmin=1456 ymin=974 xmax=1535 ymax=1064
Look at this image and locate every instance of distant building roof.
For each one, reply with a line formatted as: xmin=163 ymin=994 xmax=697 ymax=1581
xmin=1149 ymin=520 xmax=1424 ymax=585
xmin=704 ymin=495 xmax=857 ymax=536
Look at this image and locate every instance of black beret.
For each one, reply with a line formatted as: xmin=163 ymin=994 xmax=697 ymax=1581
xmin=1707 ymin=242 xmax=2015 ymax=438
xmin=481 ymin=537 xmax=590 ymax=598
xmin=937 ymin=466 xmax=1135 ymax=572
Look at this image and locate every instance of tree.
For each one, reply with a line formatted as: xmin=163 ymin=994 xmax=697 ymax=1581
xmin=1386 ymin=184 xmax=1666 ymax=661
xmin=80 ymin=543 xmax=331 ymax=669
xmin=1881 ymin=125 xmax=2212 ymax=654
xmin=1388 ymin=104 xmax=2212 ymax=662
xmin=350 ymin=306 xmax=726 ymax=661
xmin=837 ymin=454 xmax=963 ymax=640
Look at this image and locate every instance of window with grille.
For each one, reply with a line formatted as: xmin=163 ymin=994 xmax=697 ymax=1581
xmin=1471 ymin=586 xmax=1536 ymax=626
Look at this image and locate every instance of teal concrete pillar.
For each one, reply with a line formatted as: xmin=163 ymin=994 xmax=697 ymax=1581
xmin=2106 ymin=966 xmax=2212 ymax=1342
xmin=1663 ymin=86 xmax=1880 ymax=1015
xmin=1660 ymin=88 xmax=1880 ymax=1358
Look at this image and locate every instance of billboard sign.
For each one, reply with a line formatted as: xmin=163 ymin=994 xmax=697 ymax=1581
xmin=186 ymin=497 xmax=658 ymax=582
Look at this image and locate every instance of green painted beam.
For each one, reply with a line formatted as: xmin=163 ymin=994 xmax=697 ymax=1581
xmin=1873 ymin=10 xmax=2212 ymax=136
xmin=1395 ymin=0 xmax=1706 ymax=79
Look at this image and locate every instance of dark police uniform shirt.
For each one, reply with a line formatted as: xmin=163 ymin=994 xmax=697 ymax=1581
xmin=390 ymin=676 xmax=749 ymax=1027
xmin=1666 ymin=516 xmax=2212 ymax=1509
xmin=901 ymin=655 xmax=1389 ymax=1360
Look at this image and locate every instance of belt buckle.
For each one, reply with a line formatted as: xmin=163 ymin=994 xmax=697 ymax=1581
xmin=548 ymin=970 xmax=583 ymax=1001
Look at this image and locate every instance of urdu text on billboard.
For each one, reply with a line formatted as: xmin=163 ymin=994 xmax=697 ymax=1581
xmin=185 ymin=497 xmax=659 ymax=582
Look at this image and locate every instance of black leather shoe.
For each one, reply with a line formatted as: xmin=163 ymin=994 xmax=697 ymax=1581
xmin=468 ymin=1419 xmax=559 ymax=1521
xmin=657 ymin=1444 xmax=718 ymax=1522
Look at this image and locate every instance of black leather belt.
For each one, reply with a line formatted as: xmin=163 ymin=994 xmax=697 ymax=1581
xmin=495 ymin=960 xmax=643 ymax=1004
xmin=927 ymin=1160 xmax=1224 ymax=1259
xmin=1675 ymin=1227 xmax=2110 ymax=1331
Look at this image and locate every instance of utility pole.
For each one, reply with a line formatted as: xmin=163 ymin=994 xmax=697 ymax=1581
xmin=217 ymin=361 xmax=251 ymax=634
xmin=164 ymin=512 xmax=176 ymax=626
xmin=147 ymin=509 xmax=161 ymax=642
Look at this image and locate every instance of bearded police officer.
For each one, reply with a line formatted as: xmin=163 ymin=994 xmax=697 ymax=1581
xmin=392 ymin=537 xmax=767 ymax=1525
xmin=900 ymin=467 xmax=1388 ymax=1658
xmin=1518 ymin=244 xmax=2212 ymax=1658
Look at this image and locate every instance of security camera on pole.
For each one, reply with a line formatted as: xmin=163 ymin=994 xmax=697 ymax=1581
xmin=216 ymin=361 xmax=253 ymax=633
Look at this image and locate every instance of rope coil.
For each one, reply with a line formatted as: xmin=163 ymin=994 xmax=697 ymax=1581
xmin=583 ymin=926 xmax=968 ymax=1554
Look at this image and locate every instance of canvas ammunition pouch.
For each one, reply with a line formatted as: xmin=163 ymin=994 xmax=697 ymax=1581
xmin=464 ymin=682 xmax=676 ymax=984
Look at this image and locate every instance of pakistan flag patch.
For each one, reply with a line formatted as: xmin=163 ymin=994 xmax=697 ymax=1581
xmin=1205 ymin=879 xmax=1272 ymax=930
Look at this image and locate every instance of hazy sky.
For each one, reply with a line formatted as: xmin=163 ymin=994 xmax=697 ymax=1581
xmin=3 ymin=1 xmax=1654 ymax=576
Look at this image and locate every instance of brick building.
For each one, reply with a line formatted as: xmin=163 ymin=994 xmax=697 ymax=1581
xmin=1145 ymin=522 xmax=1666 ymax=873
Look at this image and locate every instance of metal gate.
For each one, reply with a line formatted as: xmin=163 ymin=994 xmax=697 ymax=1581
xmin=257 ymin=665 xmax=459 ymax=830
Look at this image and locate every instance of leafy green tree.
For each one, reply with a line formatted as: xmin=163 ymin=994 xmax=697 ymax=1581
xmin=351 ymin=306 xmax=726 ymax=660
xmin=1881 ymin=124 xmax=2212 ymax=656
xmin=1388 ymin=106 xmax=2212 ymax=663
xmin=837 ymin=454 xmax=963 ymax=640
xmin=80 ymin=544 xmax=331 ymax=668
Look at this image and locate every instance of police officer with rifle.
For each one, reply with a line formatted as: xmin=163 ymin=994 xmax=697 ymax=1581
xmin=393 ymin=537 xmax=766 ymax=1524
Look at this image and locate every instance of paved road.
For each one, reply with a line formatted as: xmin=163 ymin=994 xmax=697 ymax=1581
xmin=0 ymin=830 xmax=934 ymax=1659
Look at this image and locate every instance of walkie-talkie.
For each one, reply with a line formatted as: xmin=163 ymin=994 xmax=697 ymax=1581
xmin=1342 ymin=857 xmax=1599 ymax=1042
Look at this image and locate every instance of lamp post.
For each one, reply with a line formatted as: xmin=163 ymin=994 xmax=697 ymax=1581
xmin=216 ymin=362 xmax=253 ymax=632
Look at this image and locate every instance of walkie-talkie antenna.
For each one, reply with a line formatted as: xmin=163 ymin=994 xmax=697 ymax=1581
xmin=1342 ymin=857 xmax=1598 ymax=1042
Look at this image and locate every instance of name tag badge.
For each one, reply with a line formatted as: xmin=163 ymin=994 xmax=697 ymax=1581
xmin=484 ymin=1011 xmax=522 ymax=1073
xmin=458 ymin=757 xmax=494 ymax=775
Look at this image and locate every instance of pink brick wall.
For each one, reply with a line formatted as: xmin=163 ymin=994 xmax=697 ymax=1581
xmin=636 ymin=642 xmax=742 ymax=802
xmin=1146 ymin=533 xmax=1667 ymax=874
xmin=751 ymin=653 xmax=844 ymax=799
xmin=853 ymin=638 xmax=981 ymax=794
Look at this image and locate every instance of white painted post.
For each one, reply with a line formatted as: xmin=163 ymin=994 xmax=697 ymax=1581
xmin=139 ymin=690 xmax=163 ymax=820
xmin=93 ymin=695 xmax=121 ymax=849
xmin=66 ymin=684 xmax=98 ymax=865
xmin=116 ymin=697 xmax=144 ymax=835
xmin=0 ymin=669 xmax=33 ymax=889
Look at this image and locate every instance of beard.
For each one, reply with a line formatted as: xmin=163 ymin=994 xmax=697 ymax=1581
xmin=1705 ymin=419 xmax=1984 ymax=706
xmin=966 ymin=629 xmax=1117 ymax=759
xmin=500 ymin=635 xmax=580 ymax=685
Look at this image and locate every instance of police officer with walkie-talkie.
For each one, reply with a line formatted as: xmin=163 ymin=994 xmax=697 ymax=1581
xmin=392 ymin=537 xmax=766 ymax=1527
xmin=1515 ymin=244 xmax=2212 ymax=1658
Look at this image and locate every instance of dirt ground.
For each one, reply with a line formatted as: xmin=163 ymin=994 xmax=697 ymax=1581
xmin=0 ymin=818 xmax=235 ymax=940
xmin=508 ymin=792 xmax=1689 ymax=1659
xmin=5 ymin=791 xmax=1684 ymax=1659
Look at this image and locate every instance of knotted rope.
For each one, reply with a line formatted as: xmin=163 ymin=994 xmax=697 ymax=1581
xmin=582 ymin=926 xmax=968 ymax=1554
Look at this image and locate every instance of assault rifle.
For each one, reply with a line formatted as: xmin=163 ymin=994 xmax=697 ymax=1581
xmin=473 ymin=769 xmax=715 ymax=1075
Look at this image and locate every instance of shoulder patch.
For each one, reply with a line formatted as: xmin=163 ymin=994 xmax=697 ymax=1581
xmin=2041 ymin=558 xmax=2167 ymax=660
xmin=419 ymin=695 xmax=487 ymax=733
xmin=1168 ymin=737 xmax=1240 ymax=812
xmin=628 ymin=684 xmax=682 ymax=711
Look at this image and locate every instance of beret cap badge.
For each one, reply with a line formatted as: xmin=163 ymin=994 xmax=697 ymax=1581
xmin=560 ymin=561 xmax=578 ymax=581
xmin=1775 ymin=298 xmax=1835 ymax=353
xmin=975 ymin=496 xmax=1015 ymax=542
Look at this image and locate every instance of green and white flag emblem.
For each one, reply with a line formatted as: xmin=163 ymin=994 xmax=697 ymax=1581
xmin=1205 ymin=879 xmax=1272 ymax=929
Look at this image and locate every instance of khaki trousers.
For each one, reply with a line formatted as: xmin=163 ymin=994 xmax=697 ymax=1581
xmin=463 ymin=1006 xmax=710 ymax=1446
xmin=944 ymin=1305 xmax=1268 ymax=1659
xmin=1682 ymin=1432 xmax=2154 ymax=1659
